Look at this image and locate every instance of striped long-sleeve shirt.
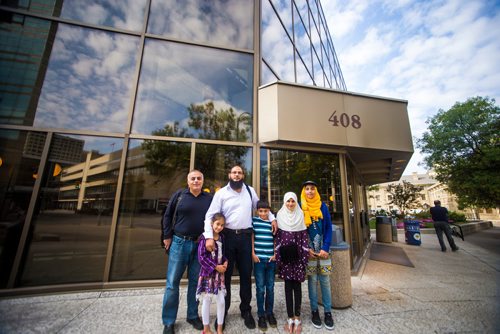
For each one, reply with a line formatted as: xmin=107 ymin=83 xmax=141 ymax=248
xmin=252 ymin=216 xmax=275 ymax=261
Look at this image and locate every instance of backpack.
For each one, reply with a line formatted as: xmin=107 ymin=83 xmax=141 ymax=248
xmin=160 ymin=192 xmax=183 ymax=247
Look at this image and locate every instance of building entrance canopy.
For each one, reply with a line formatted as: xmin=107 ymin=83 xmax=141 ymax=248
xmin=258 ymin=81 xmax=413 ymax=185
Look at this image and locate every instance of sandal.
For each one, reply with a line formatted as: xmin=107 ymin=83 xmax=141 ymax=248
xmin=284 ymin=318 xmax=294 ymax=334
xmin=293 ymin=319 xmax=302 ymax=334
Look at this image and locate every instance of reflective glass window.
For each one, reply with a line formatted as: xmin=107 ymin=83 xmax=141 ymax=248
xmin=111 ymin=139 xmax=191 ymax=281
xmin=0 ymin=129 xmax=45 ymax=288
xmin=194 ymin=144 xmax=252 ymax=192
xmin=132 ymin=40 xmax=254 ymax=143
xmin=260 ymin=149 xmax=343 ymax=224
xmin=294 ymin=0 xmax=310 ymax=30
xmin=148 ymin=0 xmax=254 ymax=50
xmin=0 ymin=15 xmax=52 ymax=126
xmin=261 ymin=61 xmax=279 ymax=86
xmin=60 ymin=0 xmax=147 ymax=31
xmin=262 ymin=0 xmax=295 ymax=82
xmin=294 ymin=6 xmax=313 ymax=82
xmin=1 ymin=0 xmax=147 ymax=31
xmin=296 ymin=51 xmax=313 ymax=86
xmin=0 ymin=0 xmax=60 ymax=15
xmin=270 ymin=0 xmax=292 ymax=35
xmin=20 ymin=135 xmax=123 ymax=286
xmin=33 ymin=24 xmax=140 ymax=132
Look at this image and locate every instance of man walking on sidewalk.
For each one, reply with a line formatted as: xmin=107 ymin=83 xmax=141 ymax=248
xmin=430 ymin=200 xmax=459 ymax=252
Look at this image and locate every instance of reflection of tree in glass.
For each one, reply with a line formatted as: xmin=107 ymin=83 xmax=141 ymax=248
xmin=188 ymin=101 xmax=251 ymax=142
xmin=141 ymin=122 xmax=190 ymax=183
xmin=141 ymin=102 xmax=251 ymax=190
xmin=269 ymin=151 xmax=339 ymax=209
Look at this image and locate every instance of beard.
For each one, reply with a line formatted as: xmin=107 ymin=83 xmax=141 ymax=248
xmin=229 ymin=179 xmax=244 ymax=190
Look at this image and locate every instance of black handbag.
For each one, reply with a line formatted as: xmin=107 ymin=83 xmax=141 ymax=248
xmin=279 ymin=243 xmax=299 ymax=264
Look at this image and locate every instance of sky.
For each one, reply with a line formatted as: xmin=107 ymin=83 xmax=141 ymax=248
xmin=323 ymin=0 xmax=500 ymax=175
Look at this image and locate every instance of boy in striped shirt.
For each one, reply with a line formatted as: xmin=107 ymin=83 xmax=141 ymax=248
xmin=252 ymin=200 xmax=277 ymax=331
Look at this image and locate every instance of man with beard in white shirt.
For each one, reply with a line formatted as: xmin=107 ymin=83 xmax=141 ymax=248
xmin=204 ymin=165 xmax=277 ymax=330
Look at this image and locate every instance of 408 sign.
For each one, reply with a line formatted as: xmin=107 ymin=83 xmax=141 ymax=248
xmin=328 ymin=110 xmax=361 ymax=129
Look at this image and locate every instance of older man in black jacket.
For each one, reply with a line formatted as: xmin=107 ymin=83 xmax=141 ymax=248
xmin=430 ymin=200 xmax=459 ymax=252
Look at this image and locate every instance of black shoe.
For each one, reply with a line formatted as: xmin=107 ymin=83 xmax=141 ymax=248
xmin=452 ymin=246 xmax=459 ymax=252
xmin=441 ymin=247 xmax=447 ymax=252
xmin=311 ymin=309 xmax=322 ymax=328
xmin=324 ymin=312 xmax=334 ymax=330
xmin=258 ymin=316 xmax=268 ymax=331
xmin=242 ymin=311 xmax=256 ymax=329
xmin=187 ymin=317 xmax=203 ymax=330
xmin=163 ymin=324 xmax=174 ymax=334
xmin=267 ymin=313 xmax=277 ymax=327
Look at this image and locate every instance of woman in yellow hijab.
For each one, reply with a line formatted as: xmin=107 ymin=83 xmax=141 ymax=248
xmin=300 ymin=181 xmax=334 ymax=330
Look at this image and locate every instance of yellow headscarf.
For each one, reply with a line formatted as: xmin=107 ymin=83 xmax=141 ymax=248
xmin=301 ymin=186 xmax=323 ymax=227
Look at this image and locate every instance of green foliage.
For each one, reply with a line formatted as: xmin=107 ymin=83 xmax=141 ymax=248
xmin=418 ymin=96 xmax=500 ymax=208
xmin=369 ymin=217 xmax=376 ymax=229
xmin=414 ymin=210 xmax=431 ymax=219
xmin=141 ymin=102 xmax=252 ymax=186
xmin=449 ymin=211 xmax=466 ymax=223
xmin=386 ymin=180 xmax=423 ymax=215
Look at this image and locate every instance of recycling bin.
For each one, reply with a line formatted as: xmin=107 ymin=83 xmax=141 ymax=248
xmin=375 ymin=216 xmax=392 ymax=243
xmin=404 ymin=220 xmax=421 ymax=246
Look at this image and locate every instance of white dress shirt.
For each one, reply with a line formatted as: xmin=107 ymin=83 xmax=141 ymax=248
xmin=203 ymin=183 xmax=275 ymax=239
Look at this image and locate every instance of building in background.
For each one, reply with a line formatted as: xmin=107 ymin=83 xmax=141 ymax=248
xmin=367 ymin=171 xmax=500 ymax=221
xmin=0 ymin=1 xmax=413 ymax=294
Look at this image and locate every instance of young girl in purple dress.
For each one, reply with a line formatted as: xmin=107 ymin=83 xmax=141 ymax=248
xmin=197 ymin=213 xmax=228 ymax=334
xmin=275 ymin=192 xmax=309 ymax=334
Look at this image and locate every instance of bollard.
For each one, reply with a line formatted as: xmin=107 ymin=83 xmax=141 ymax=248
xmin=318 ymin=242 xmax=352 ymax=309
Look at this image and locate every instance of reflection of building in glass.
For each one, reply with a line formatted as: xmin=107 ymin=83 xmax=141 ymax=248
xmin=0 ymin=1 xmax=413 ymax=292
xmin=0 ymin=11 xmax=56 ymax=125
xmin=25 ymin=133 xmax=84 ymax=163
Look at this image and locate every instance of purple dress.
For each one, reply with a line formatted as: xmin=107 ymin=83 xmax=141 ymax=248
xmin=196 ymin=235 xmax=227 ymax=299
xmin=275 ymin=229 xmax=309 ymax=282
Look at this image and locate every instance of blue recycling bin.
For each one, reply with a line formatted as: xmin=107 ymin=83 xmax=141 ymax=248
xmin=404 ymin=220 xmax=421 ymax=246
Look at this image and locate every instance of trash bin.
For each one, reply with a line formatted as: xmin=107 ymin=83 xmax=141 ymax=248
xmin=404 ymin=220 xmax=421 ymax=245
xmin=375 ymin=216 xmax=392 ymax=243
xmin=391 ymin=217 xmax=398 ymax=242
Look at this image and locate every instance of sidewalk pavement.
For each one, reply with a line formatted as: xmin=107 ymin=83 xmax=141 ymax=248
xmin=1 ymin=230 xmax=499 ymax=334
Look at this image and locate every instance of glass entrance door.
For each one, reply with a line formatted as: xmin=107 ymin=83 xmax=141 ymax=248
xmin=260 ymin=148 xmax=344 ymax=233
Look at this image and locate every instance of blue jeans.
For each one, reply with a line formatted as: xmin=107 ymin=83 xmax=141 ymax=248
xmin=254 ymin=259 xmax=276 ymax=317
xmin=308 ymin=273 xmax=332 ymax=312
xmin=162 ymin=235 xmax=200 ymax=326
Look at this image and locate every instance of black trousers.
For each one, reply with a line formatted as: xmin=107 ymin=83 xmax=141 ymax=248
xmin=284 ymin=279 xmax=302 ymax=318
xmin=222 ymin=231 xmax=253 ymax=315
xmin=434 ymin=221 xmax=458 ymax=250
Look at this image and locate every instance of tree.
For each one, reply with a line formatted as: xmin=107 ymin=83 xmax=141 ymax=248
xmin=418 ymin=96 xmax=500 ymax=208
xmin=386 ymin=180 xmax=423 ymax=216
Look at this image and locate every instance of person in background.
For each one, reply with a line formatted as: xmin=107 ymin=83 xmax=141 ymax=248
xmin=275 ymin=192 xmax=309 ymax=334
xmin=252 ymin=200 xmax=277 ymax=331
xmin=430 ymin=200 xmax=459 ymax=252
xmin=197 ymin=213 xmax=228 ymax=334
xmin=301 ymin=180 xmax=334 ymax=330
xmin=161 ymin=170 xmax=213 ymax=334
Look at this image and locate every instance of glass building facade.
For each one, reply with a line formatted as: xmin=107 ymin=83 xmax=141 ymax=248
xmin=0 ymin=0 xmax=380 ymax=293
